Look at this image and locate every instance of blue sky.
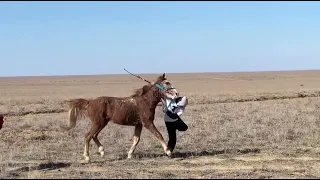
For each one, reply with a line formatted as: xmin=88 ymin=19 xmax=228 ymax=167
xmin=1 ymin=1 xmax=320 ymax=77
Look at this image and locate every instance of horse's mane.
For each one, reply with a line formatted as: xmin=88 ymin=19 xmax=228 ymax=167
xmin=130 ymin=74 xmax=166 ymax=97
xmin=130 ymin=84 xmax=153 ymax=97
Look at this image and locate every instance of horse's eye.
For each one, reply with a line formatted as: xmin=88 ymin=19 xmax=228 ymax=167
xmin=165 ymin=82 xmax=171 ymax=85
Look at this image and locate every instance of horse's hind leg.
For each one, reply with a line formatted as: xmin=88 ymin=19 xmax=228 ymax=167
xmin=127 ymin=124 xmax=143 ymax=159
xmin=92 ymin=120 xmax=109 ymax=158
xmin=144 ymin=122 xmax=172 ymax=157
xmin=83 ymin=123 xmax=100 ymax=162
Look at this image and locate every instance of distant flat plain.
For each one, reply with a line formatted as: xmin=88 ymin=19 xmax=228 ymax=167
xmin=1 ymin=70 xmax=320 ymax=178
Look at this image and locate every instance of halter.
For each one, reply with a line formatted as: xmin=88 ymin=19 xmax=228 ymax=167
xmin=155 ymin=83 xmax=175 ymax=92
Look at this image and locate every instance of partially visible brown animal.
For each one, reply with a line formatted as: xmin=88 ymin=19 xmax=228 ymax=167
xmin=0 ymin=115 xmax=4 ymax=130
xmin=62 ymin=73 xmax=179 ymax=162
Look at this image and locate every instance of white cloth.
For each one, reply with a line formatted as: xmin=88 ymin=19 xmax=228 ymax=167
xmin=163 ymin=96 xmax=188 ymax=122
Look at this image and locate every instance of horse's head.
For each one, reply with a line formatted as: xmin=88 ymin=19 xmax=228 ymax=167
xmin=154 ymin=73 xmax=179 ymax=100
xmin=130 ymin=73 xmax=179 ymax=103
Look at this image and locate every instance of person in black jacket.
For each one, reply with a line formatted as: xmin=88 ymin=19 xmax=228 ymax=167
xmin=162 ymin=96 xmax=189 ymax=152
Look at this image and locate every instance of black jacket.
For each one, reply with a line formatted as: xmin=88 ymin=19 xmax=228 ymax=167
xmin=166 ymin=110 xmax=180 ymax=120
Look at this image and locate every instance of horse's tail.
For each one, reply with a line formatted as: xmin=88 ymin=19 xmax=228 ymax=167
xmin=60 ymin=98 xmax=90 ymax=131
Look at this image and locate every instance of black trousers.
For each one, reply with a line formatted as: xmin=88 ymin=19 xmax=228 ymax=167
xmin=165 ymin=116 xmax=188 ymax=152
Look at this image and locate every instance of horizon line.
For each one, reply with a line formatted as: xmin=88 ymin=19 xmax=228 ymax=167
xmin=1 ymin=68 xmax=320 ymax=79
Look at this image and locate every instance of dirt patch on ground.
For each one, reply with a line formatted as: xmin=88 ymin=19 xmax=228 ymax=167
xmin=2 ymin=71 xmax=320 ymax=178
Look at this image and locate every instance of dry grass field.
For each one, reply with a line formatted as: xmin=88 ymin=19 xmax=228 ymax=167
xmin=2 ymin=70 xmax=320 ymax=178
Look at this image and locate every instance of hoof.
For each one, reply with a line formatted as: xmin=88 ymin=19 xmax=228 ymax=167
xmin=166 ymin=150 xmax=172 ymax=157
xmin=100 ymin=151 xmax=105 ymax=158
xmin=81 ymin=155 xmax=90 ymax=163
xmin=98 ymin=146 xmax=105 ymax=158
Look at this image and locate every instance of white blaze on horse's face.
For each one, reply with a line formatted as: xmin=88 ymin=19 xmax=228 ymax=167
xmin=161 ymin=80 xmax=179 ymax=99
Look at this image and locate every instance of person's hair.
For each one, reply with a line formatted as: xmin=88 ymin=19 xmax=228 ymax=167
xmin=176 ymin=96 xmax=188 ymax=107
xmin=175 ymin=97 xmax=183 ymax=103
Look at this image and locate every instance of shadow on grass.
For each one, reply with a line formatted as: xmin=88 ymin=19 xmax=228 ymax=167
xmin=116 ymin=147 xmax=261 ymax=160
xmin=7 ymin=162 xmax=71 ymax=177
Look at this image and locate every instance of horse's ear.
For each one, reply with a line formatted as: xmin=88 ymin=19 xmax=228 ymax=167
xmin=162 ymin=73 xmax=166 ymax=79
xmin=156 ymin=73 xmax=166 ymax=82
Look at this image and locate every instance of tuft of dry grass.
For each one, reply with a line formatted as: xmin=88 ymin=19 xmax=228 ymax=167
xmin=1 ymin=70 xmax=320 ymax=178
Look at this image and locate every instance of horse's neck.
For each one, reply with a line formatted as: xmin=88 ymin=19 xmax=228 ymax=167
xmin=142 ymin=88 xmax=162 ymax=108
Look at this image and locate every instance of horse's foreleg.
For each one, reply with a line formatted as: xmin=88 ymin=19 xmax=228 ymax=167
xmin=144 ymin=123 xmax=172 ymax=157
xmin=93 ymin=120 xmax=109 ymax=158
xmin=83 ymin=123 xmax=100 ymax=163
xmin=127 ymin=124 xmax=143 ymax=159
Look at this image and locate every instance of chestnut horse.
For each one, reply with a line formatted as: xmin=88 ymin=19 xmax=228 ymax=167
xmin=61 ymin=73 xmax=179 ymax=162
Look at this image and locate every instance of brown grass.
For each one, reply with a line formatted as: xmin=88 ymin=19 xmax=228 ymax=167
xmin=1 ymin=70 xmax=320 ymax=178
